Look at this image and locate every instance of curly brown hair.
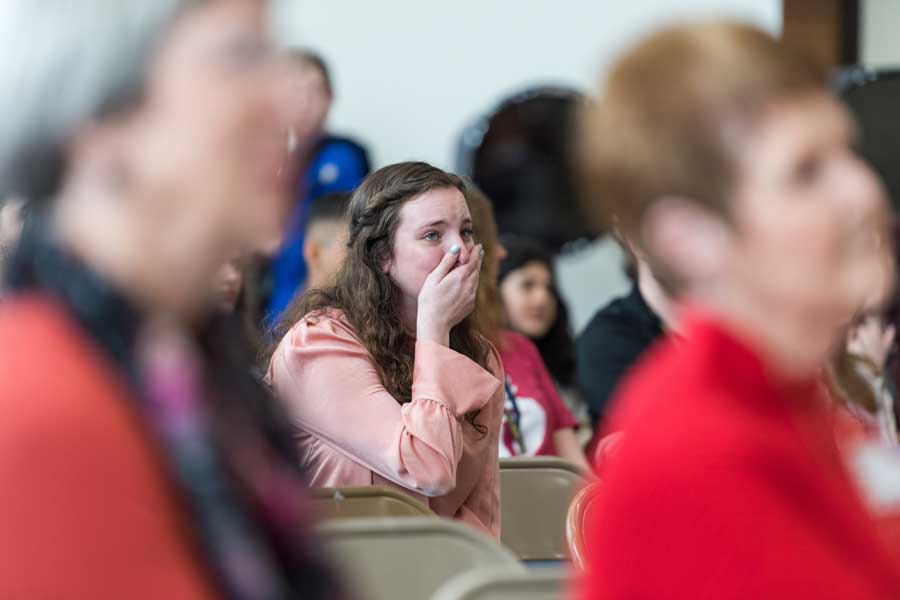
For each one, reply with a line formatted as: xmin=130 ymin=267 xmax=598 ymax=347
xmin=268 ymin=161 xmax=492 ymax=432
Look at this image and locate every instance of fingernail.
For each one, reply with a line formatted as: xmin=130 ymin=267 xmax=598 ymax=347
xmin=450 ymin=245 xmax=460 ymax=255
xmin=479 ymin=246 xmax=485 ymax=257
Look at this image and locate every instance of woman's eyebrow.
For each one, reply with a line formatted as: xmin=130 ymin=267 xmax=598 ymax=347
xmin=419 ymin=219 xmax=447 ymax=229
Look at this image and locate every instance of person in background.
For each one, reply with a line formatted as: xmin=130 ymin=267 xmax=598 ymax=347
xmin=267 ymin=49 xmax=370 ymax=320
xmin=467 ymin=185 xmax=592 ymax=472
xmin=577 ymin=20 xmax=900 ymax=597
xmin=829 ymin=313 xmax=898 ymax=446
xmin=0 ymin=1 xmax=337 ymax=597
xmin=498 ymin=236 xmax=587 ymax=425
xmin=302 ymin=191 xmax=351 ymax=291
xmin=267 ymin=162 xmax=503 ymax=539
xmin=577 ymin=237 xmax=674 ymax=446
xmin=0 ymin=197 xmax=24 ymax=292
xmin=213 ymin=253 xmax=245 ymax=315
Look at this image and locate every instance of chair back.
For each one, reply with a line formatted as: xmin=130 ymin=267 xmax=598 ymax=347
xmin=432 ymin=567 xmax=566 ymax=600
xmin=499 ymin=457 xmax=586 ymax=560
xmin=311 ymin=485 xmax=433 ymax=520
xmin=318 ymin=517 xmax=523 ymax=600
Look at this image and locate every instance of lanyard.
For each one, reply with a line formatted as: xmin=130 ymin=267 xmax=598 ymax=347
xmin=504 ymin=378 xmax=527 ymax=455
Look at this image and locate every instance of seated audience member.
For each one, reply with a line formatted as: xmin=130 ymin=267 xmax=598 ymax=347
xmin=577 ymin=242 xmax=673 ymax=438
xmin=213 ymin=253 xmax=245 ymax=315
xmin=577 ymin=21 xmax=900 ymax=597
xmin=829 ymin=313 xmax=898 ymax=446
xmin=267 ymin=50 xmax=371 ymax=320
xmin=466 ymin=185 xmax=592 ymax=473
xmin=0 ymin=2 xmax=337 ymax=598
xmin=826 ymin=313 xmax=900 ymax=557
xmin=302 ymin=191 xmax=351 ymax=291
xmin=497 ymin=236 xmax=587 ymax=423
xmin=267 ymin=162 xmax=503 ymax=539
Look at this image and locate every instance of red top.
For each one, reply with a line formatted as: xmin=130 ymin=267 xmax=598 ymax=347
xmin=0 ymin=296 xmax=215 ymax=599
xmin=498 ymin=331 xmax=578 ymax=457
xmin=580 ymin=314 xmax=900 ymax=599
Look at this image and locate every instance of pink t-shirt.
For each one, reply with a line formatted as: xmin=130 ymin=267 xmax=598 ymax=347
xmin=497 ymin=331 xmax=578 ymax=457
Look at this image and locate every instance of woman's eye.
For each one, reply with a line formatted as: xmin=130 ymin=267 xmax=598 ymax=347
xmin=423 ymin=232 xmax=440 ymax=242
xmin=461 ymin=228 xmax=474 ymax=240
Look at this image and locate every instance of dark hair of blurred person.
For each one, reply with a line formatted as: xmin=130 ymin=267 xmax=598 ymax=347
xmin=265 ymin=48 xmax=370 ymax=321
xmin=0 ymin=2 xmax=338 ymax=598
xmin=467 ymin=184 xmax=591 ymax=472
xmin=267 ymin=162 xmax=504 ymax=538
xmin=578 ymin=21 xmax=900 ymax=597
xmin=302 ymin=190 xmax=351 ymax=291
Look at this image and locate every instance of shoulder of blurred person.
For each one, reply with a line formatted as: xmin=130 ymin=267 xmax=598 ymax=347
xmin=589 ymin=312 xmax=900 ymax=597
xmin=0 ymin=289 xmax=219 ymax=598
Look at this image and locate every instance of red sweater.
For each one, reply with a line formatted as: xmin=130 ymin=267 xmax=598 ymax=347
xmin=0 ymin=297 xmax=215 ymax=598
xmin=580 ymin=314 xmax=900 ymax=599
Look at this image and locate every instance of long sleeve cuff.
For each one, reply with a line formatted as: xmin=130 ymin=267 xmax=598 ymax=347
xmin=411 ymin=340 xmax=502 ymax=419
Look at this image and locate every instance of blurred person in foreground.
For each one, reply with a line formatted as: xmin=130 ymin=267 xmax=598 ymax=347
xmin=0 ymin=1 xmax=337 ymax=598
xmin=467 ymin=185 xmax=592 ymax=473
xmin=577 ymin=21 xmax=900 ymax=597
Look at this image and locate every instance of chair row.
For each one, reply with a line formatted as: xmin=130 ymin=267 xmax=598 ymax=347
xmin=318 ymin=516 xmax=566 ymax=600
xmin=311 ymin=456 xmax=588 ymax=561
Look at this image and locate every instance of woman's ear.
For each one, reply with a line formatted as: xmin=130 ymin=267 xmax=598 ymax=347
xmin=641 ymin=197 xmax=731 ymax=289
xmin=67 ymin=113 xmax=137 ymax=194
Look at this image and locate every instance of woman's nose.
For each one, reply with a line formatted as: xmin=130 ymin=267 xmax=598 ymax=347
xmin=447 ymin=234 xmax=472 ymax=261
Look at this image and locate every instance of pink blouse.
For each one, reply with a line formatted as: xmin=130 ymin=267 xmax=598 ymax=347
xmin=267 ymin=309 xmax=504 ymax=539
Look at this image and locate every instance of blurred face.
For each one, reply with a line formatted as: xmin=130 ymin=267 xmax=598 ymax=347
xmin=213 ymin=254 xmax=243 ymax=313
xmin=727 ymin=93 xmax=893 ymax=348
xmin=387 ymin=187 xmax=475 ymax=306
xmin=125 ymin=0 xmax=291 ymax=282
xmin=282 ymin=61 xmax=331 ymax=143
xmin=305 ymin=220 xmax=348 ymax=289
xmin=500 ymin=261 xmax=557 ymax=338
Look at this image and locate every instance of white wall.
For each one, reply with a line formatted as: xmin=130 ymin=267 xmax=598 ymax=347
xmin=862 ymin=0 xmax=900 ymax=68
xmin=271 ymin=0 xmax=782 ymax=332
xmin=273 ymin=0 xmax=781 ymax=171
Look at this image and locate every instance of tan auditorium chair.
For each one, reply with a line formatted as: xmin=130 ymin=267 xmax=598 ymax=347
xmin=432 ymin=567 xmax=567 ymax=600
xmin=318 ymin=516 xmax=523 ymax=600
xmin=310 ymin=485 xmax=434 ymax=520
xmin=498 ymin=457 xmax=587 ymax=561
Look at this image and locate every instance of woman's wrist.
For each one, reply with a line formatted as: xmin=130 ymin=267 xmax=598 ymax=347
xmin=417 ymin=318 xmax=450 ymax=347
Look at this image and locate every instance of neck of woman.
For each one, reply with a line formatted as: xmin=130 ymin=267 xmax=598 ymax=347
xmin=683 ymin=282 xmax=839 ymax=384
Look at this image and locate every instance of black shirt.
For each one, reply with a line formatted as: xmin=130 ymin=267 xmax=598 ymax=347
xmin=577 ymin=283 xmax=664 ymax=427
